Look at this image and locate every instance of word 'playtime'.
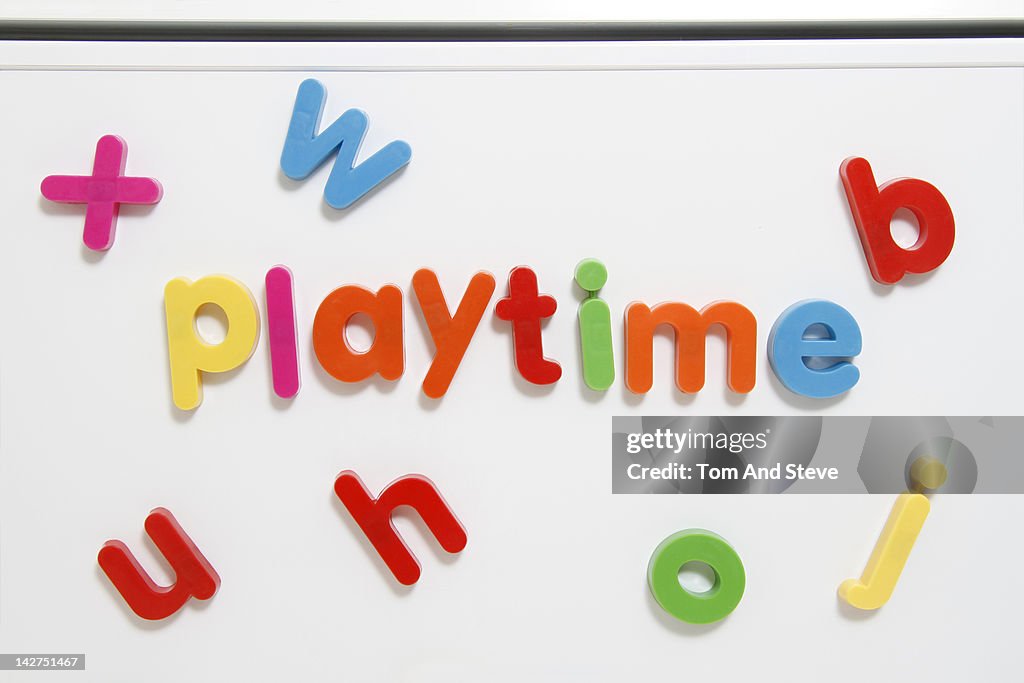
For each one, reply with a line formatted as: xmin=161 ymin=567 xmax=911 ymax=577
xmin=169 ymin=254 xmax=888 ymax=411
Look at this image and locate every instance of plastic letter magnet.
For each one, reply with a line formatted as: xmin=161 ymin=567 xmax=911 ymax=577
xmin=40 ymin=135 xmax=162 ymax=251
xmin=648 ymin=529 xmax=746 ymax=625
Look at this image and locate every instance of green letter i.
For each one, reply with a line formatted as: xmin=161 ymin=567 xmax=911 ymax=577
xmin=574 ymin=258 xmax=615 ymax=391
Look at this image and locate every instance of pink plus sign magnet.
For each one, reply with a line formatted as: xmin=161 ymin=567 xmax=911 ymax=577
xmin=41 ymin=135 xmax=163 ymax=251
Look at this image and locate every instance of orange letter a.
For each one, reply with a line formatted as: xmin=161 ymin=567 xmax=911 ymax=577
xmin=313 ymin=284 xmax=404 ymax=382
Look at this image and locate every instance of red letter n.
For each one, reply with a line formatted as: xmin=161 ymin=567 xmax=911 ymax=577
xmin=334 ymin=471 xmax=467 ymax=585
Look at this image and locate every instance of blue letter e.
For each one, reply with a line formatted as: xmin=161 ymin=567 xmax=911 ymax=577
xmin=768 ymin=299 xmax=862 ymax=399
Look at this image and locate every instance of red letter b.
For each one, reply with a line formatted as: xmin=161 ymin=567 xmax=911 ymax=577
xmin=840 ymin=156 xmax=955 ymax=285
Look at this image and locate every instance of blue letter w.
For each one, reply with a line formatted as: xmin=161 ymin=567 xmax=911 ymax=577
xmin=280 ymin=79 xmax=412 ymax=209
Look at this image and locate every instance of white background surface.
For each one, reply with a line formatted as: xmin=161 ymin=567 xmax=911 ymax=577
xmin=1 ymin=0 xmax=1022 ymax=22
xmin=1 ymin=39 xmax=1023 ymax=681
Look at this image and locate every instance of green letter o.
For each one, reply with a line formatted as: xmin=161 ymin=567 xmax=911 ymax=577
xmin=647 ymin=529 xmax=746 ymax=624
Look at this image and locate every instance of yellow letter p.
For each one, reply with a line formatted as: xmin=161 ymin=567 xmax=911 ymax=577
xmin=164 ymin=275 xmax=260 ymax=410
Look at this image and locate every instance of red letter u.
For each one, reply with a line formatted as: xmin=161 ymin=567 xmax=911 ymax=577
xmin=98 ymin=508 xmax=220 ymax=620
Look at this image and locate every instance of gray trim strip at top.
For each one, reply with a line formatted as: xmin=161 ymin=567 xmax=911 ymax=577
xmin=0 ymin=19 xmax=1023 ymax=42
